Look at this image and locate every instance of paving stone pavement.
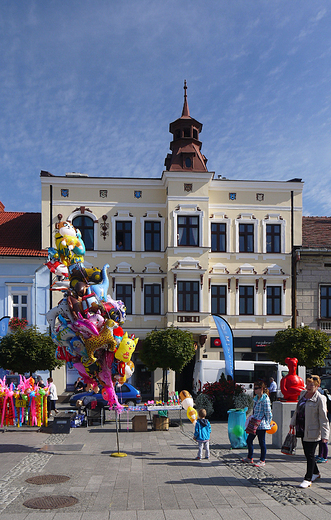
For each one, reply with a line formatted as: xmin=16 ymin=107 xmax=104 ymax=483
xmin=0 ymin=408 xmax=331 ymax=519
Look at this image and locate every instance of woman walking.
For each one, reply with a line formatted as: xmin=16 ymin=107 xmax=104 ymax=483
xmin=242 ymin=381 xmax=272 ymax=467
xmin=290 ymin=375 xmax=329 ymax=488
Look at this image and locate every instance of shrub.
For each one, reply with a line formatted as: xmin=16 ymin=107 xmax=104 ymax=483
xmin=194 ymin=393 xmax=214 ymax=418
xmin=202 ymin=373 xmax=245 ymax=420
xmin=233 ymin=393 xmax=254 ymax=415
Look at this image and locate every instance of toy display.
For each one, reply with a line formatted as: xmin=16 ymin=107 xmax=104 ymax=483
xmin=45 ymin=220 xmax=135 ymax=412
xmin=0 ymin=375 xmax=49 ymax=427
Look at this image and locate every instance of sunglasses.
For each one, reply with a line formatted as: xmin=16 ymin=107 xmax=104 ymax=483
xmin=254 ymin=386 xmax=262 ymax=390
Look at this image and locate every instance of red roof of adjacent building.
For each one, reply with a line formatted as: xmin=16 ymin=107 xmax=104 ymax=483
xmin=0 ymin=204 xmax=47 ymax=257
xmin=302 ymin=216 xmax=331 ymax=249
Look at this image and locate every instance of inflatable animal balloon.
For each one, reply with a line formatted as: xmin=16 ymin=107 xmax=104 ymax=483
xmin=115 ymin=332 xmax=138 ymax=362
xmin=280 ymin=357 xmax=305 ymax=402
xmin=179 ymin=390 xmax=194 ymax=410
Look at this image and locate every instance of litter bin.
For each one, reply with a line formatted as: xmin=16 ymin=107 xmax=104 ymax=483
xmin=227 ymin=407 xmax=248 ymax=449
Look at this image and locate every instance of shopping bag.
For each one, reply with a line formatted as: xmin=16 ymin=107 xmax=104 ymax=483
xmin=245 ymin=415 xmax=261 ymax=435
xmin=281 ymin=427 xmax=297 ymax=455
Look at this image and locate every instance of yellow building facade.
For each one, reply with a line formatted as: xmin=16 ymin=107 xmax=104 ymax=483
xmin=40 ymin=88 xmax=303 ymax=397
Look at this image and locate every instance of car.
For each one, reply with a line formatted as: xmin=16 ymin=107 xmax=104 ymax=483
xmin=320 ymin=376 xmax=331 ymax=393
xmin=69 ymin=382 xmax=141 ymax=407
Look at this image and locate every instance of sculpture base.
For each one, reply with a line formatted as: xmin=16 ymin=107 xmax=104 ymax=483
xmin=271 ymin=401 xmax=297 ymax=448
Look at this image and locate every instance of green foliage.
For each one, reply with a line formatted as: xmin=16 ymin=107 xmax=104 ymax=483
xmin=266 ymin=326 xmax=330 ymax=369
xmin=140 ymin=326 xmax=195 ymax=372
xmin=194 ymin=392 xmax=214 ymax=418
xmin=233 ymin=393 xmax=254 ymax=414
xmin=202 ymin=373 xmax=245 ymax=420
xmin=0 ymin=326 xmax=64 ymax=375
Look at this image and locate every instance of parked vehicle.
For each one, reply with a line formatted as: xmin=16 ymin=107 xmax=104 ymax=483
xmin=192 ymin=359 xmax=306 ymax=397
xmin=69 ymin=382 xmax=141 ymax=407
xmin=320 ymin=376 xmax=331 ymax=393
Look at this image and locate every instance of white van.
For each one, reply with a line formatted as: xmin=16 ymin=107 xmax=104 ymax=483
xmin=192 ymin=359 xmax=306 ymax=397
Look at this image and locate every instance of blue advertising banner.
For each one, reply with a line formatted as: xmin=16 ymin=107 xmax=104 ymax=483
xmin=0 ymin=316 xmax=10 ymax=339
xmin=212 ymin=315 xmax=234 ymax=379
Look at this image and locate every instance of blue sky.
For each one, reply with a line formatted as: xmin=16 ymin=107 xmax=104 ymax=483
xmin=1 ymin=1 xmax=331 ymax=215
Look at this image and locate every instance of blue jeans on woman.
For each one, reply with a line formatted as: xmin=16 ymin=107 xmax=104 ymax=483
xmin=247 ymin=430 xmax=267 ymax=462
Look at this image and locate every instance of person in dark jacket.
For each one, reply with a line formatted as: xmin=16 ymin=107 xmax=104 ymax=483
xmin=193 ymin=408 xmax=211 ymax=460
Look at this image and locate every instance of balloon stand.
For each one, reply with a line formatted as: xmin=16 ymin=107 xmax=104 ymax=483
xmin=111 ymin=410 xmax=127 ymax=458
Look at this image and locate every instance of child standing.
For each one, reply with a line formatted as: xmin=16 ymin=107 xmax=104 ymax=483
xmin=193 ymin=408 xmax=211 ymax=460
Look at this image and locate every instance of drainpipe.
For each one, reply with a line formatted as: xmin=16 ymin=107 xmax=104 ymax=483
xmin=49 ymin=185 xmax=53 ymax=312
xmin=291 ymin=191 xmax=297 ymax=328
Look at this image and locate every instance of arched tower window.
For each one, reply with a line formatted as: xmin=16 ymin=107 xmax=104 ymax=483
xmin=73 ymin=215 xmax=94 ymax=251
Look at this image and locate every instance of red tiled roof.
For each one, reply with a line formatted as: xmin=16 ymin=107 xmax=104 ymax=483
xmin=0 ymin=211 xmax=47 ymax=257
xmin=302 ymin=216 xmax=331 ymax=249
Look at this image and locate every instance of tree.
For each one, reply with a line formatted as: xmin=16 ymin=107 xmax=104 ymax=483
xmin=140 ymin=327 xmax=196 ymax=401
xmin=266 ymin=326 xmax=330 ymax=369
xmin=0 ymin=326 xmax=64 ymax=375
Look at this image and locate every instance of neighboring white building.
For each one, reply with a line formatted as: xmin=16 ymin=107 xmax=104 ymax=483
xmin=40 ymin=85 xmax=304 ymax=396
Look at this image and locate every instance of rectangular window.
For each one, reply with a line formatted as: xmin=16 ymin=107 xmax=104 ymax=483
xmin=211 ymin=285 xmax=227 ymax=315
xmin=211 ymin=223 xmax=226 ymax=252
xmin=239 ymin=286 xmax=254 ymax=315
xmin=12 ymin=294 xmax=28 ymax=319
xmin=267 ymin=286 xmax=281 ymax=315
xmin=144 ymin=221 xmax=161 ymax=251
xmin=239 ymin=224 xmax=254 ymax=252
xmin=144 ymin=284 xmax=161 ymax=315
xmin=321 ymin=286 xmax=331 ymax=318
xmin=178 ymin=281 xmax=199 ymax=312
xmin=116 ymin=284 xmax=132 ymax=314
xmin=178 ymin=216 xmax=199 ymax=246
xmin=266 ymin=224 xmax=281 ymax=253
xmin=116 ymin=221 xmax=132 ymax=251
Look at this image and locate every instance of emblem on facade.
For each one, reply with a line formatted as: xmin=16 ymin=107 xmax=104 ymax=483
xmin=134 ymin=191 xmax=142 ymax=199
xmin=61 ymin=189 xmax=69 ymax=198
xmin=100 ymin=190 xmax=108 ymax=198
xmin=184 ymin=183 xmax=193 ymax=192
xmin=256 ymin=193 xmax=264 ymax=201
xmin=229 ymin=193 xmax=236 ymax=200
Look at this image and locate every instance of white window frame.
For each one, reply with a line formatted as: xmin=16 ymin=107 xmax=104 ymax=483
xmin=173 ymin=205 xmax=204 ymax=248
xmin=67 ymin=209 xmax=98 ymax=251
xmin=174 ymin=278 xmax=202 ymax=313
xmin=114 ymin=282 xmax=135 ymax=316
xmin=262 ymin=215 xmax=286 ymax=254
xmin=6 ymin=284 xmax=31 ymax=323
xmin=235 ymin=214 xmax=258 ymax=253
xmin=140 ymin=212 xmax=165 ymax=251
xmin=112 ymin=211 xmax=136 ymax=252
xmin=236 ymin=283 xmax=257 ymax=316
xmin=209 ymin=214 xmax=231 ymax=252
xmin=263 ymin=283 xmax=284 ymax=316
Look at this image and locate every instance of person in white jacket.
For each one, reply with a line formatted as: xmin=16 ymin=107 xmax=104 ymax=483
xmin=47 ymin=377 xmax=58 ymax=416
xmin=290 ymin=375 xmax=330 ymax=488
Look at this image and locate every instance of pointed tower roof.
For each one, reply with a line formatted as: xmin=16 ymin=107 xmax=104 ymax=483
xmin=164 ymin=81 xmax=208 ymax=172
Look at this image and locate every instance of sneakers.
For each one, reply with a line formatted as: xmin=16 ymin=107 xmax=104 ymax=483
xmin=254 ymin=461 xmax=266 ymax=468
xmin=312 ymin=473 xmax=321 ymax=482
xmin=195 ymin=456 xmax=201 ymax=460
xmin=299 ymin=480 xmax=312 ymax=488
xmin=205 ymin=456 xmax=210 ymax=459
xmin=316 ymin=457 xmax=328 ymax=463
xmin=241 ymin=457 xmax=253 ymax=463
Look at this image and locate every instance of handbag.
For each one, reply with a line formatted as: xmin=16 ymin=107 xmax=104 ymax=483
xmin=245 ymin=415 xmax=262 ymax=435
xmin=281 ymin=426 xmax=297 ymax=455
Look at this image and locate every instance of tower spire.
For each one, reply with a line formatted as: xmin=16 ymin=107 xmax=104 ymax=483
xmin=181 ymin=80 xmax=190 ymax=117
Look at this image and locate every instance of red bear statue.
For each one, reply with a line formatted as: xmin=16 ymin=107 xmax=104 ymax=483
xmin=280 ymin=357 xmax=305 ymax=402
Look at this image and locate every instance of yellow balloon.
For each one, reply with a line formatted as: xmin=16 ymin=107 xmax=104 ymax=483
xmin=187 ymin=406 xmax=198 ymax=423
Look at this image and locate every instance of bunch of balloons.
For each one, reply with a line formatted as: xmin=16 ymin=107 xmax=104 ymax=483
xmin=45 ymin=220 xmax=138 ymax=411
xmin=0 ymin=375 xmax=49 ymax=428
xmin=179 ymin=390 xmax=198 ymax=424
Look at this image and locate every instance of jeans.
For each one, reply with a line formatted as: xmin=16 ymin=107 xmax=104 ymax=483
xmin=247 ymin=430 xmax=266 ymax=462
xmin=197 ymin=440 xmax=210 ymax=459
xmin=318 ymin=440 xmax=328 ymax=459
xmin=302 ymin=440 xmax=319 ymax=481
